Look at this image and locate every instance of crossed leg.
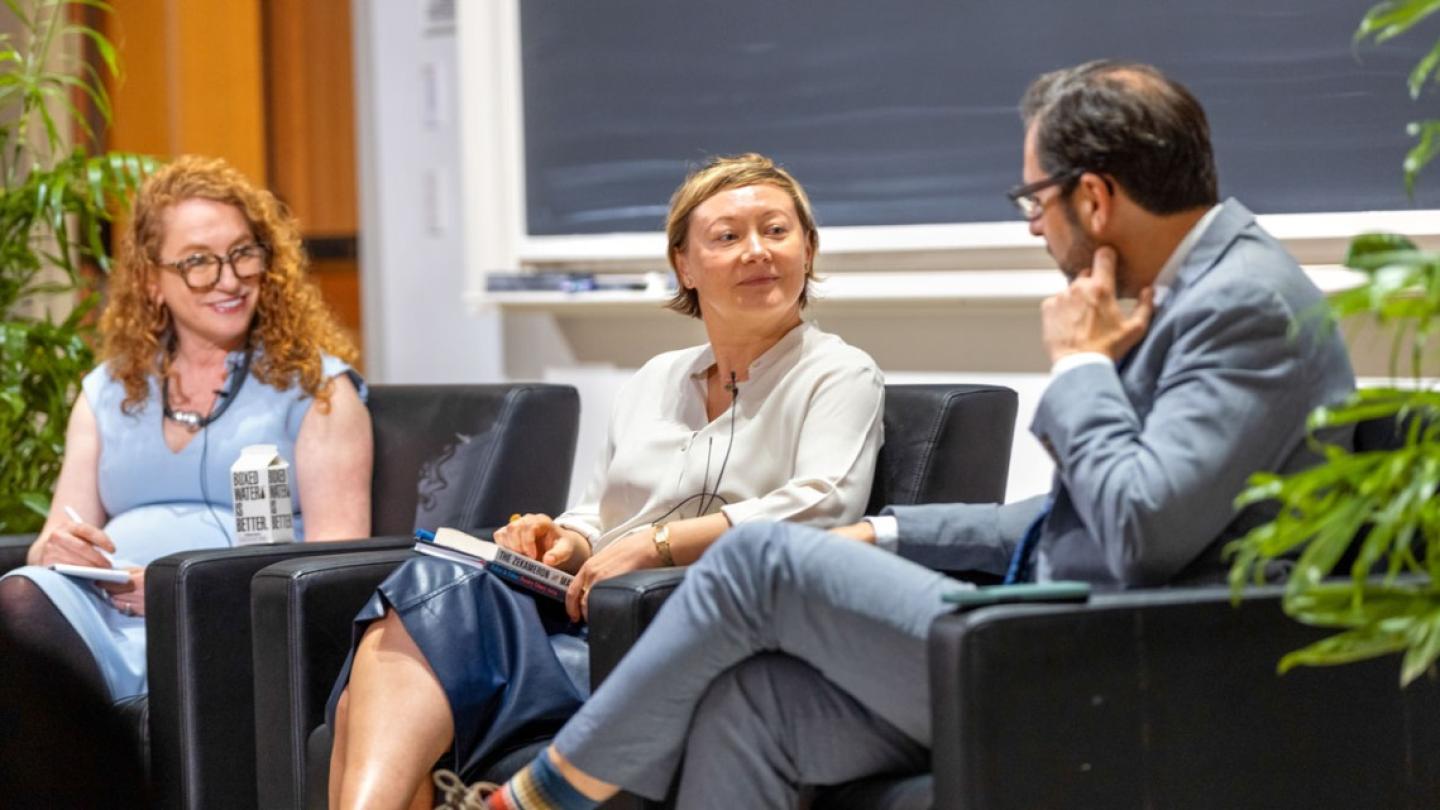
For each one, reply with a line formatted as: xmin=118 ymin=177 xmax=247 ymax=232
xmin=675 ymin=653 xmax=929 ymax=809
xmin=551 ymin=521 xmax=958 ymax=800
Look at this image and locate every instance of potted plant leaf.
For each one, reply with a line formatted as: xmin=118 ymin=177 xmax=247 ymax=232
xmin=0 ymin=0 xmax=152 ymax=534
xmin=1227 ymin=0 xmax=1440 ymax=686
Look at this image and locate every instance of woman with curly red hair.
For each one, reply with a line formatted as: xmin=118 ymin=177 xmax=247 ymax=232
xmin=0 ymin=155 xmax=373 ymax=704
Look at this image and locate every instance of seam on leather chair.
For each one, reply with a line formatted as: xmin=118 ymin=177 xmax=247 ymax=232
xmin=283 ymin=570 xmax=311 ymax=806
xmin=924 ymin=387 xmax=1016 ymax=505
xmin=900 ymin=388 xmax=959 ymax=505
xmin=460 ymin=387 xmax=523 ymax=526
xmin=170 ymin=556 xmax=202 ymax=806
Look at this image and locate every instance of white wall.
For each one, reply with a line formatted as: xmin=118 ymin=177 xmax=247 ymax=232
xmin=353 ymin=0 xmax=501 ymax=384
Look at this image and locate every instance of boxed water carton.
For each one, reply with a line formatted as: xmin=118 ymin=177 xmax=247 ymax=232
xmin=230 ymin=444 xmax=295 ymax=545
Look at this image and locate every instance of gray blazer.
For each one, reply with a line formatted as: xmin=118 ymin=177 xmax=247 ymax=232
xmin=883 ymin=199 xmax=1356 ymax=589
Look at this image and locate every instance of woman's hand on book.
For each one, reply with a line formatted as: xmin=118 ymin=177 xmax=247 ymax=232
xmin=493 ymin=514 xmax=591 ymax=573
xmin=565 ymin=527 xmax=664 ymax=622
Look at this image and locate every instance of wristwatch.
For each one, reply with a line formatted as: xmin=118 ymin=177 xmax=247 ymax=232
xmin=652 ymin=523 xmax=675 ymax=567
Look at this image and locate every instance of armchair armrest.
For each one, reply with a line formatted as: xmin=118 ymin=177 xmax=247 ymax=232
xmin=251 ymin=548 xmax=418 ymax=810
xmin=926 ymin=585 xmax=1440 ymax=810
xmin=146 ymin=536 xmax=412 ymax=810
xmin=587 ymin=568 xmax=687 ymax=690
xmin=0 ymin=532 xmax=36 ymax=574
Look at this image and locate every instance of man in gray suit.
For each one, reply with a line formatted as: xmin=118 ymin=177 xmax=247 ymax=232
xmin=473 ymin=60 xmax=1355 ymax=810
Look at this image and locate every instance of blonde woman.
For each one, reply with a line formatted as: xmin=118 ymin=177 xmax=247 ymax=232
xmin=328 ymin=153 xmax=885 ymax=810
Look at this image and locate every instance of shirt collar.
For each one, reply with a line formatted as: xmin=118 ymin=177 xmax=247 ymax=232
xmin=1152 ymin=204 xmax=1222 ymax=306
xmin=688 ymin=320 xmax=812 ymax=380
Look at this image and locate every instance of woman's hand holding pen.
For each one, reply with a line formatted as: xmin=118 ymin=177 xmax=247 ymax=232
xmin=30 ymin=505 xmax=116 ymax=569
xmin=31 ymin=505 xmax=144 ymax=616
xmin=493 ymin=513 xmax=592 ymax=573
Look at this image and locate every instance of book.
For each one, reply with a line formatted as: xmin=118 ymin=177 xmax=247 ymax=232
xmin=414 ymin=527 xmax=574 ymax=603
xmin=484 ymin=272 xmax=597 ymax=293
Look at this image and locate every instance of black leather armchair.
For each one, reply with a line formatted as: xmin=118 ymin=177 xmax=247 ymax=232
xmin=0 ymin=533 xmax=31 ymax=572
xmin=249 ymin=382 xmax=1018 ymax=810
xmin=588 ymin=383 xmax=1019 ymax=682
xmin=586 ymin=383 xmax=1019 ymax=809
xmin=928 ymin=584 xmax=1440 ymax=809
xmin=921 ymin=414 xmax=1424 ymax=809
xmin=143 ymin=383 xmax=578 ymax=810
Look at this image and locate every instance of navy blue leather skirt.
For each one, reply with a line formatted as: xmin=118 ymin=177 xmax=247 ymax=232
xmin=327 ymin=556 xmax=589 ymax=779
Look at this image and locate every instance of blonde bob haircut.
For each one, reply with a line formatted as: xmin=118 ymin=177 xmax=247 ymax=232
xmin=100 ymin=155 xmax=358 ymax=413
xmin=664 ymin=153 xmax=820 ymax=319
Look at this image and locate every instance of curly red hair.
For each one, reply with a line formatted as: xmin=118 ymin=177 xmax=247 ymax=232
xmin=99 ymin=155 xmax=357 ymax=412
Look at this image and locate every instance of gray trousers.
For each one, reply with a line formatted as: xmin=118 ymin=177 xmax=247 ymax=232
xmin=554 ymin=522 xmax=959 ymax=804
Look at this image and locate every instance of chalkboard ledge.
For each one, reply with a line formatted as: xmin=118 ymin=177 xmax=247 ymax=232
xmin=466 ymin=266 xmax=1363 ymax=315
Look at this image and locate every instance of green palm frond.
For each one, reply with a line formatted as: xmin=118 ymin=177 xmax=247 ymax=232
xmin=0 ymin=0 xmax=153 ymax=532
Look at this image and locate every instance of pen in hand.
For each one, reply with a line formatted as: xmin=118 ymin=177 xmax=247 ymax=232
xmin=63 ymin=504 xmax=137 ymax=615
xmin=62 ymin=504 xmax=116 ymax=562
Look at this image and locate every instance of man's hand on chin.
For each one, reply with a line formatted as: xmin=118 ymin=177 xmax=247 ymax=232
xmin=1041 ymin=246 xmax=1156 ymax=363
xmin=830 ymin=521 xmax=877 ymax=544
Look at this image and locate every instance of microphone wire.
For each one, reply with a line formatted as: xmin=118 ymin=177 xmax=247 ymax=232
xmin=191 ymin=354 xmax=243 ymax=545
xmin=702 ymin=372 xmax=739 ymax=515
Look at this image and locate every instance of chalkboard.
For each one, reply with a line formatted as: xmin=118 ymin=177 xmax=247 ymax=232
xmin=519 ymin=1 xmax=1440 ymax=236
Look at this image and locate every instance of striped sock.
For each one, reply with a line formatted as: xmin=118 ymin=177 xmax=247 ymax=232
xmin=488 ymin=751 xmax=597 ymax=810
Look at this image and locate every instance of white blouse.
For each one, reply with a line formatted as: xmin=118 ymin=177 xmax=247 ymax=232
xmin=555 ymin=321 xmax=885 ymax=551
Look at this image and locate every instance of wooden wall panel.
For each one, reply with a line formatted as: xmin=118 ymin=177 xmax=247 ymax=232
xmin=102 ymin=0 xmax=168 ymax=159
xmin=263 ymin=0 xmax=358 ymax=235
xmin=173 ymin=1 xmax=266 ymax=182
xmin=310 ymin=257 xmax=363 ymax=363
xmin=263 ymin=0 xmax=363 ymax=350
xmin=104 ymin=0 xmax=267 ymax=182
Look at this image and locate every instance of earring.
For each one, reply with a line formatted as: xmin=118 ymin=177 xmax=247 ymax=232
xmin=150 ymin=300 xmax=170 ymax=335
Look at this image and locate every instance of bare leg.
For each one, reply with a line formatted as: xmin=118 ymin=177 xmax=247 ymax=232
xmin=332 ymin=692 xmax=433 ymax=809
xmin=329 ymin=691 xmax=348 ymax=810
xmin=332 ymin=610 xmax=453 ymax=810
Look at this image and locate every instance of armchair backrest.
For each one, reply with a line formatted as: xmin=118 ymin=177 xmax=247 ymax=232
xmin=366 ymin=384 xmax=580 ymax=535
xmin=867 ymin=384 xmax=1018 ymax=514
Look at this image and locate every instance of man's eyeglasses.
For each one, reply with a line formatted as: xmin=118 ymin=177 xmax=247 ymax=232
xmin=158 ymin=242 xmax=270 ymax=291
xmin=1006 ymin=168 xmax=1085 ymax=221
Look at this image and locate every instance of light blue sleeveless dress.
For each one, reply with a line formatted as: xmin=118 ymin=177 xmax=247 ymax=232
xmin=2 ymin=352 xmax=364 ymax=701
